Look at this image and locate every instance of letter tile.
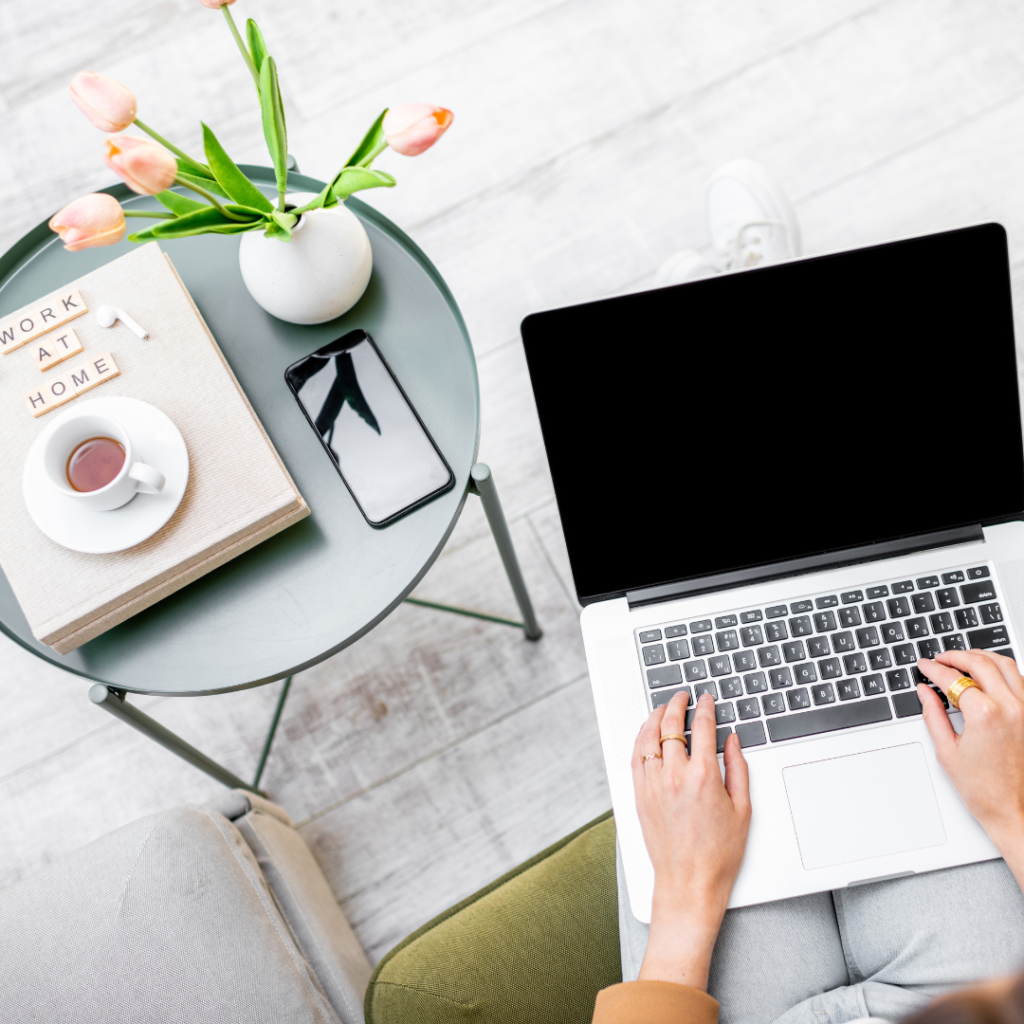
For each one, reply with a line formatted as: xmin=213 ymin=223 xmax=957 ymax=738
xmin=69 ymin=351 xmax=119 ymax=394
xmin=24 ymin=373 xmax=76 ymax=417
xmin=0 ymin=288 xmax=88 ymax=355
xmin=36 ymin=328 xmax=83 ymax=371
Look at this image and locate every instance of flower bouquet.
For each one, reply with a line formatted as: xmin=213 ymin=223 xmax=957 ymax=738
xmin=50 ymin=0 xmax=452 ymax=323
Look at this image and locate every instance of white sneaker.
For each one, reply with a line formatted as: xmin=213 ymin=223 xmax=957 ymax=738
xmin=706 ymin=159 xmax=801 ymax=271
xmin=652 ymin=249 xmax=719 ymax=287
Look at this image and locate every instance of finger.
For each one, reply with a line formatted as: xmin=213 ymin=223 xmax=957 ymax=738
xmin=630 ymin=730 xmax=647 ymax=795
xmin=934 ymin=649 xmax=1011 ymax=701
xmin=722 ymin=732 xmax=751 ymax=815
xmin=982 ymin=650 xmax=1024 ymax=701
xmin=689 ymin=693 xmax=718 ymax=767
xmin=917 ymin=656 xmax=988 ymax=713
xmin=639 ymin=704 xmax=667 ymax=764
xmin=916 ymin=682 xmax=958 ymax=766
xmin=659 ymin=690 xmax=690 ymax=764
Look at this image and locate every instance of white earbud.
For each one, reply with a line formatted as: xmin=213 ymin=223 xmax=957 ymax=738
xmin=96 ymin=305 xmax=148 ymax=340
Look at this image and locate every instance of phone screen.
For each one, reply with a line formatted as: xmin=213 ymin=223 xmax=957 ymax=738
xmin=285 ymin=330 xmax=454 ymax=526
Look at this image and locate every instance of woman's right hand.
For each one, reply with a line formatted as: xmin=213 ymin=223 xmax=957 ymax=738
xmin=916 ymin=650 xmax=1024 ymax=870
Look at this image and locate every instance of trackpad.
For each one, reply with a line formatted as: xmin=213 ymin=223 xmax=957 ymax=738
xmin=783 ymin=743 xmax=946 ymax=870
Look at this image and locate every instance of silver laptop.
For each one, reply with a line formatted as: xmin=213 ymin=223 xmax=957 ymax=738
xmin=521 ymin=223 xmax=1024 ymax=922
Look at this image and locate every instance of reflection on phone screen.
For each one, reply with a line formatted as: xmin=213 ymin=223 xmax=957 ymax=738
xmin=286 ymin=332 xmax=453 ymax=524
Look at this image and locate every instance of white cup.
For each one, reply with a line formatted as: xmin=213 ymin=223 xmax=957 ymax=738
xmin=43 ymin=410 xmax=165 ymax=511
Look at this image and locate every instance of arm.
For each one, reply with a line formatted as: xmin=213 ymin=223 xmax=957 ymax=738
xmin=592 ymin=691 xmax=750 ymax=1024
xmin=916 ymin=650 xmax=1024 ymax=889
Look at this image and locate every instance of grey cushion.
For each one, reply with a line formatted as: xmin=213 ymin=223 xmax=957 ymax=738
xmin=0 ymin=802 xmax=346 ymax=1023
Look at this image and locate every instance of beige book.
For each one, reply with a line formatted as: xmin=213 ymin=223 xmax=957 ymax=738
xmin=0 ymin=243 xmax=309 ymax=653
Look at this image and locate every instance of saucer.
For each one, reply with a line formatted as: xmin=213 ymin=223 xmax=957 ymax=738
xmin=23 ymin=397 xmax=189 ymax=554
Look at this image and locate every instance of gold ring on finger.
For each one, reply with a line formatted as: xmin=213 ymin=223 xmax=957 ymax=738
xmin=659 ymin=734 xmax=687 ymax=746
xmin=641 ymin=752 xmax=663 ymax=764
xmin=948 ymin=676 xmax=981 ymax=710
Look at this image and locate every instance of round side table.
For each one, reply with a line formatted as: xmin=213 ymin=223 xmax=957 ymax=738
xmin=0 ymin=167 xmax=540 ymax=794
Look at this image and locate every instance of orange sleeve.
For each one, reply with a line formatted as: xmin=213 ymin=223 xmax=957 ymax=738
xmin=592 ymin=981 xmax=720 ymax=1024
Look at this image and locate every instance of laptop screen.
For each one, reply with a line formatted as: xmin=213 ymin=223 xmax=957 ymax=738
xmin=521 ymin=223 xmax=1024 ymax=605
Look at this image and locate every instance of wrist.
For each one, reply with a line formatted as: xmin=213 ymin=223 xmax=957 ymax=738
xmin=638 ymin=890 xmax=726 ymax=990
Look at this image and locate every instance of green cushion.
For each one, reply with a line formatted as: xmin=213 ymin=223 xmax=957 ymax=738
xmin=365 ymin=811 xmax=620 ymax=1024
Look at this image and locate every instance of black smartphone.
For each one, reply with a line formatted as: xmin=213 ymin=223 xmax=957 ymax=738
xmin=285 ymin=329 xmax=455 ymax=526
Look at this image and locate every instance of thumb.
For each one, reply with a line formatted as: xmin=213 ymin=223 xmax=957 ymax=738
xmin=917 ymin=683 xmax=958 ymax=766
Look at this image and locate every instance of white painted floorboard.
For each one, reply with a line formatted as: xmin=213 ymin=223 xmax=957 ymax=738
xmin=3 ymin=0 xmax=1024 ymax=964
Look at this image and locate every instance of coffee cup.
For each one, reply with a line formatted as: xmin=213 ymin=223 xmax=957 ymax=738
xmin=42 ymin=408 xmax=165 ymax=511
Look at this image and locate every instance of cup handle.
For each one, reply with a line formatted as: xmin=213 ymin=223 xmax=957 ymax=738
xmin=129 ymin=462 xmax=165 ymax=494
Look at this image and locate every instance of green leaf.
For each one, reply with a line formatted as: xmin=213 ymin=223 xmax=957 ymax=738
xmin=290 ymin=183 xmax=333 ymax=215
xmin=246 ymin=19 xmax=268 ymax=75
xmin=175 ymin=154 xmax=215 ymax=181
xmin=259 ymin=56 xmax=288 ymax=199
xmin=176 ymin=170 xmax=230 ymax=200
xmin=155 ymin=190 xmax=207 ymax=216
xmin=202 ymin=123 xmax=274 ymax=212
xmin=263 ymin=220 xmax=293 ymax=241
xmin=134 ymin=206 xmax=264 ymax=240
xmin=331 ymin=166 xmax=396 ymax=201
xmin=345 ymin=109 xmax=388 ymax=168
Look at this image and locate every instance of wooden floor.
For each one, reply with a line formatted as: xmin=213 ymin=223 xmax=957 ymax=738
xmin=4 ymin=0 xmax=1024 ymax=963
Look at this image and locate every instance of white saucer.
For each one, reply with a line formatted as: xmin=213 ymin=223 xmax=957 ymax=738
xmin=23 ymin=397 xmax=189 ymax=554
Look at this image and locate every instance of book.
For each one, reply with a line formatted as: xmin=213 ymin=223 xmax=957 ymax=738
xmin=0 ymin=243 xmax=309 ymax=654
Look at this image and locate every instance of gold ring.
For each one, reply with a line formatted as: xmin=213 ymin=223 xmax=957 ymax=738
xmin=948 ymin=676 xmax=981 ymax=710
xmin=641 ymin=752 xmax=663 ymax=764
xmin=659 ymin=734 xmax=687 ymax=746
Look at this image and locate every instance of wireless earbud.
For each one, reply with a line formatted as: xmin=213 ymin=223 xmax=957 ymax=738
xmin=96 ymin=305 xmax=148 ymax=340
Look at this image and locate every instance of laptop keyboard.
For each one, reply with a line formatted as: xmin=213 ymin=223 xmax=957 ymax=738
xmin=635 ymin=563 xmax=1013 ymax=754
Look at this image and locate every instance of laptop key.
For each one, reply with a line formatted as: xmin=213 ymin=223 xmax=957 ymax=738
xmin=811 ymin=683 xmax=836 ymax=705
xmin=716 ymin=727 xmax=733 ymax=753
xmin=869 ymin=649 xmax=892 ymax=669
xmin=740 ymin=625 xmax=764 ymax=646
xmin=867 ymin=586 xmax=889 ymax=599
xmin=942 ymin=571 xmax=965 ymax=584
xmin=735 ymin=721 xmax=767 ymax=747
xmin=863 ymin=602 xmax=886 ymax=622
xmin=770 ymin=667 xmax=794 ymax=688
xmin=667 ymin=639 xmax=690 ymax=661
xmin=837 ymin=678 xmax=861 ymax=701
xmin=856 ymin=626 xmax=880 ymax=648
xmin=894 ymin=644 xmax=917 ymax=665
xmin=740 ymin=610 xmax=763 ymax=623
xmin=651 ymin=685 xmax=692 ymax=708
xmin=841 ymin=590 xmax=864 ymax=604
xmin=684 ymin=660 xmax=708 ymax=682
xmin=862 ymin=674 xmax=885 ymax=695
xmin=967 ymin=625 xmax=1010 ymax=649
xmin=881 ymin=622 xmax=905 ymax=643
xmin=692 ymin=636 xmax=715 ymax=656
xmin=981 ymin=603 xmax=1003 ymax=624
xmin=912 ymin=593 xmax=936 ymax=614
xmin=767 ymin=697 xmax=892 ymax=741
xmin=942 ymin=633 xmax=966 ymax=651
xmin=766 ymin=604 xmax=788 ymax=618
xmin=789 ymin=616 xmax=812 ymax=637
xmin=716 ymin=630 xmax=739 ymax=651
xmin=791 ymin=601 xmax=813 ymax=614
xmin=839 ymin=607 xmax=862 ymax=628
xmin=792 ymin=663 xmax=817 ymax=685
xmin=967 ymin=566 xmax=991 ymax=579
xmin=816 ymin=595 xmax=838 ymax=608
xmin=720 ymin=677 xmax=743 ymax=698
xmin=694 ymin=681 xmax=718 ymax=699
xmin=887 ymin=597 xmax=912 ymax=618
xmin=930 ymin=612 xmax=954 ymax=634
xmin=665 ymin=624 xmax=688 ymax=638
xmin=744 ymin=672 xmax=768 ymax=693
xmin=709 ymin=655 xmax=732 ymax=676
xmin=757 ymin=645 xmax=782 ymax=667
xmin=906 ymin=617 xmax=930 ymax=638
xmin=844 ymin=652 xmax=868 ymax=674
xmin=832 ymin=631 xmax=855 ymax=653
xmin=639 ymin=629 xmax=662 ymax=643
xmin=892 ymin=581 xmax=915 ymax=593
xmin=892 ymin=692 xmax=923 ymax=718
xmin=887 ymin=668 xmax=911 ymax=690
xmin=995 ymin=648 xmax=1016 ymax=661
xmin=819 ymin=658 xmax=843 ymax=680
xmin=782 ymin=641 xmax=806 ymax=663
xmin=737 ymin=697 xmax=761 ymax=719
xmin=716 ymin=702 xmax=736 ymax=725
xmin=733 ymin=650 xmax=757 ymax=671
xmin=716 ymin=615 xmax=738 ymax=629
xmin=917 ymin=576 xmax=940 ymax=589
xmin=787 ymin=688 xmax=811 ymax=710
xmin=807 ymin=636 xmax=831 ymax=658
xmin=643 ymin=645 xmax=666 ymax=665
xmin=647 ymin=665 xmax=683 ymax=688
xmin=765 ymin=621 xmax=789 ymax=642
xmin=691 ymin=619 xmax=712 ymax=633
xmin=936 ymin=587 xmax=960 ymax=608
xmin=814 ymin=611 xmax=838 ymax=632
xmin=918 ymin=638 xmax=942 ymax=659
xmin=962 ymin=581 xmax=997 ymax=604
xmin=762 ymin=693 xmax=786 ymax=715
xmin=956 ymin=608 xmax=979 ymax=629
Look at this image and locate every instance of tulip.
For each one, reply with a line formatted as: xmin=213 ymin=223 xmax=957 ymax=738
xmin=70 ymin=72 xmax=137 ymax=133
xmin=49 ymin=194 xmax=126 ymax=252
xmin=382 ymin=104 xmax=453 ymax=157
xmin=198 ymin=0 xmax=236 ymax=6
xmin=104 ymin=136 xmax=178 ymax=195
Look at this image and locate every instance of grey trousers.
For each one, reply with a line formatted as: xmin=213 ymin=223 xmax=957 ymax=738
xmin=617 ymin=845 xmax=1024 ymax=1024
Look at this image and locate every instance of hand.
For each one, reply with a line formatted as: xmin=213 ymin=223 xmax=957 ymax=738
xmin=631 ymin=690 xmax=751 ymax=990
xmin=916 ymin=650 xmax=1024 ymax=877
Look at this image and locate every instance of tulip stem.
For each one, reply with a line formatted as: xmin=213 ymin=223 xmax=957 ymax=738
xmin=123 ymin=210 xmax=176 ymax=219
xmin=174 ymin=176 xmax=249 ymax=222
xmin=135 ymin=118 xmax=210 ymax=177
xmin=223 ymin=6 xmax=260 ymax=89
xmin=357 ymin=141 xmax=389 ymax=168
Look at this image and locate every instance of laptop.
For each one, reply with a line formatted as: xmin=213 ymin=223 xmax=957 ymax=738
xmin=520 ymin=222 xmax=1024 ymax=922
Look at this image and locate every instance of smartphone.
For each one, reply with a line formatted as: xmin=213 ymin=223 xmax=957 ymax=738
xmin=285 ymin=330 xmax=455 ymax=526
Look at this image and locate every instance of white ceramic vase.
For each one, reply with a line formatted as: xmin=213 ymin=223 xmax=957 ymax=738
xmin=238 ymin=191 xmax=373 ymax=325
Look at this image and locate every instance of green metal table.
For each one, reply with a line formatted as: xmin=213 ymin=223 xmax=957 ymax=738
xmin=0 ymin=166 xmax=540 ymax=794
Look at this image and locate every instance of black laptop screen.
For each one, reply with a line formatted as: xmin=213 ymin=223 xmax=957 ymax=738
xmin=521 ymin=223 xmax=1024 ymax=604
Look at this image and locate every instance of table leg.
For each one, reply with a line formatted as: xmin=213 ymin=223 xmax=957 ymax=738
xmin=88 ymin=684 xmax=268 ymax=797
xmin=470 ymin=462 xmax=543 ymax=640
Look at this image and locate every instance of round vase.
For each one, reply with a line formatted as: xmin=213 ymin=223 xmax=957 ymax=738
xmin=238 ymin=191 xmax=373 ymax=325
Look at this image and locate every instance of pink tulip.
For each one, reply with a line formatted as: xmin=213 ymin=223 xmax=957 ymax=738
xmin=382 ymin=104 xmax=453 ymax=157
xmin=198 ymin=0 xmax=236 ymax=6
xmin=70 ymin=72 xmax=137 ymax=133
xmin=104 ymin=136 xmax=177 ymax=195
xmin=49 ymin=194 xmax=126 ymax=252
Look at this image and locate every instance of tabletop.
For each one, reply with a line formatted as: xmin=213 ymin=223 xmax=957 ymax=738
xmin=0 ymin=168 xmax=479 ymax=696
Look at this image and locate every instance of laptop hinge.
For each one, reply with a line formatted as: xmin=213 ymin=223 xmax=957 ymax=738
xmin=626 ymin=524 xmax=985 ymax=609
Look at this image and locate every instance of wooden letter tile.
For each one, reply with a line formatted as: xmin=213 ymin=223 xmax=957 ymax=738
xmin=68 ymin=351 xmax=119 ymax=395
xmin=1 ymin=288 xmax=88 ymax=355
xmin=35 ymin=328 xmax=83 ymax=371
xmin=23 ymin=373 xmax=76 ymax=417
